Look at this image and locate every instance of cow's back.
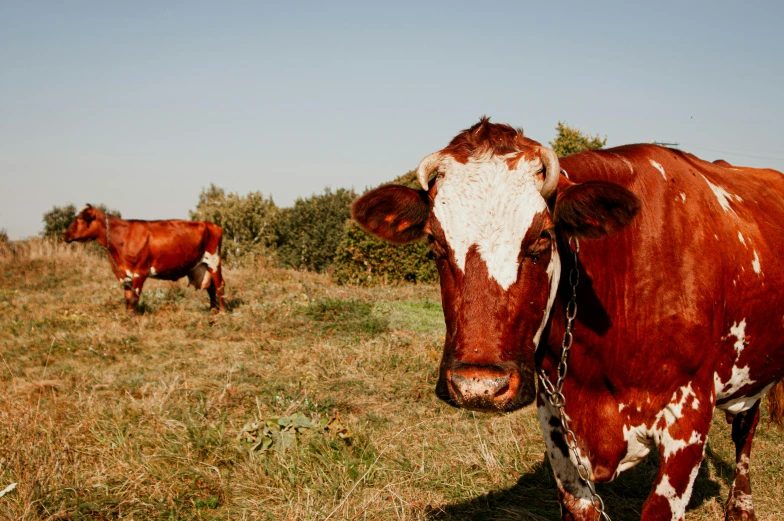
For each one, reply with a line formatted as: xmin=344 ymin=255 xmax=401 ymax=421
xmin=557 ymin=145 xmax=784 ymax=405
xmin=126 ymin=220 xmax=214 ymax=280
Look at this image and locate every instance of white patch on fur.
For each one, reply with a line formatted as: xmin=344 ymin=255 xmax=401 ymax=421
xmin=537 ymin=397 xmax=595 ymax=505
xmin=738 ymin=232 xmax=746 ymax=246
xmin=680 ymin=193 xmax=686 ymax=203
xmin=150 ymin=266 xmax=158 ymax=277
xmin=616 ymin=383 xmax=705 ymax=478
xmin=202 ymin=251 xmax=221 ymax=271
xmin=752 ymin=250 xmax=761 ymax=274
xmin=732 ymin=491 xmax=755 ymax=513
xmin=650 ymin=159 xmax=667 ymax=180
xmin=715 ymin=366 xmax=756 ymax=403
xmin=532 ymin=247 xmax=561 ymax=347
xmin=726 ymin=319 xmax=747 ymax=355
xmin=701 ymin=175 xmax=743 ymax=213
xmin=617 ymin=423 xmax=654 ymax=475
xmin=618 ymin=403 xmax=626 ymax=412
xmin=433 ymin=154 xmax=548 ymax=290
xmin=655 ymin=464 xmax=701 ymax=521
xmin=720 ymin=383 xmax=772 ymax=414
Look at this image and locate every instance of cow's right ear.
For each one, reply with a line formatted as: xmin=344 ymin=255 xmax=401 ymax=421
xmin=352 ymin=185 xmax=430 ymax=244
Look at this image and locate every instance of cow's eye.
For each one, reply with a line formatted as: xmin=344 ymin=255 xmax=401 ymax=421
xmin=526 ymin=231 xmax=552 ymax=262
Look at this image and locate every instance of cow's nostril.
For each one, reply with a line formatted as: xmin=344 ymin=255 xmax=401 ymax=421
xmin=450 ymin=373 xmax=511 ymax=401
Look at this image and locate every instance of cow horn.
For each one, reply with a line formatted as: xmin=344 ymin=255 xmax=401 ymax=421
xmin=539 ymin=146 xmax=560 ymax=199
xmin=416 ymin=152 xmax=442 ymax=191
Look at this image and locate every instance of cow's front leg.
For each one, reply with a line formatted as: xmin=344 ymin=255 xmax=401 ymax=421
xmin=641 ymin=385 xmax=713 ymax=521
xmin=725 ymin=401 xmax=760 ymax=521
xmin=123 ymin=274 xmax=146 ymax=313
xmin=537 ymin=395 xmax=603 ymax=521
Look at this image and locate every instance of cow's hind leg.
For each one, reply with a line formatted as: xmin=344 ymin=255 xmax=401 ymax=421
xmin=725 ymin=401 xmax=760 ymax=521
xmin=207 ymin=263 xmax=225 ymax=311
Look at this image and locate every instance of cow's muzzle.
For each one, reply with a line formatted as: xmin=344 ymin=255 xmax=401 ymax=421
xmin=436 ymin=362 xmax=535 ymax=412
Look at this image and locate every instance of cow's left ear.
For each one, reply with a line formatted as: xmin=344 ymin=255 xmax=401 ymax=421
xmin=81 ymin=205 xmax=97 ymax=224
xmin=553 ymin=178 xmax=641 ymax=239
xmin=352 ymin=185 xmax=430 ymax=244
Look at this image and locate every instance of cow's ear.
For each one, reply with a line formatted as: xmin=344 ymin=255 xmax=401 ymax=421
xmin=81 ymin=206 xmax=97 ymax=224
xmin=553 ymin=180 xmax=640 ymax=239
xmin=352 ymin=185 xmax=429 ymax=244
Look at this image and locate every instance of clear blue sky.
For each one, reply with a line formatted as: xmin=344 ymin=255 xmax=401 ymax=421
xmin=2 ymin=1 xmax=782 ymax=239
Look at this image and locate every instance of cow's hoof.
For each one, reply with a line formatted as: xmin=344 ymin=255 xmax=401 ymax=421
xmin=726 ymin=506 xmax=756 ymax=521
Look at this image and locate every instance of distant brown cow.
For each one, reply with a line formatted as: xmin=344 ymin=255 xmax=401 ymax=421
xmin=63 ymin=204 xmax=225 ymax=312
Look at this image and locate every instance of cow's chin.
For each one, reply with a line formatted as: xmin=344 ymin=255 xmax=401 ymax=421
xmin=434 ymin=366 xmax=537 ymax=413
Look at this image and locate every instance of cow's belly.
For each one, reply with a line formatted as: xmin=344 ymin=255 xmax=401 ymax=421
xmin=187 ymin=263 xmax=212 ymax=289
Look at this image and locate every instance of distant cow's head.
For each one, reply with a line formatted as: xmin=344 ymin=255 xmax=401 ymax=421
xmin=63 ymin=204 xmax=103 ymax=243
xmin=353 ymin=118 xmax=639 ymax=412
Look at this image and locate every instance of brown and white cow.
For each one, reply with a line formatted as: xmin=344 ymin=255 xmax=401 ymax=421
xmin=353 ymin=118 xmax=784 ymax=521
xmin=63 ymin=204 xmax=225 ymax=312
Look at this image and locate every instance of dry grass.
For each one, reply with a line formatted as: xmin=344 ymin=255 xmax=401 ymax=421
xmin=1 ymin=242 xmax=782 ymax=520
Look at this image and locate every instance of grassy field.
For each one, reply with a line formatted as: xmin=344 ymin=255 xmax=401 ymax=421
xmin=1 ymin=242 xmax=782 ymax=520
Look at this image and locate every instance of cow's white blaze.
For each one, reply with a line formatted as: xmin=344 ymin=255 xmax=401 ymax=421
xmin=433 ymin=154 xmax=548 ymax=290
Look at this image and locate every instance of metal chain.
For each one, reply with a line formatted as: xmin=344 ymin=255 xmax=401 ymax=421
xmin=101 ymin=214 xmax=130 ymax=290
xmin=538 ymin=237 xmax=611 ymax=521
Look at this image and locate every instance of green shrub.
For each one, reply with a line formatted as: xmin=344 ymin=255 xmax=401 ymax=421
xmin=332 ymin=170 xmax=437 ymax=286
xmin=190 ymin=184 xmax=278 ymax=264
xmin=275 ymin=188 xmax=356 ymax=272
xmin=332 ymin=221 xmax=437 ymax=285
xmin=0 ymin=228 xmax=10 ymax=257
xmin=549 ymin=121 xmax=606 ymax=157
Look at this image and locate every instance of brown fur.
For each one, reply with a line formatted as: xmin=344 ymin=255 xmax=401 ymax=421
xmin=442 ymin=116 xmax=541 ymax=164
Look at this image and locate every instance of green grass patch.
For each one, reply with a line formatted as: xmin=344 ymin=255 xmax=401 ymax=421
xmin=304 ymin=297 xmax=388 ymax=336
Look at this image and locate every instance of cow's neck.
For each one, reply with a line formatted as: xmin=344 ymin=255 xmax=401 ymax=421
xmin=96 ymin=214 xmax=119 ymax=251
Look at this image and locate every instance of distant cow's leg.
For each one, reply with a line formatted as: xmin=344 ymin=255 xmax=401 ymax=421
xmin=725 ymin=401 xmax=760 ymax=521
xmin=123 ymin=287 xmax=138 ymax=312
xmin=125 ymin=276 xmax=146 ymax=313
xmin=207 ymin=264 xmax=225 ymax=311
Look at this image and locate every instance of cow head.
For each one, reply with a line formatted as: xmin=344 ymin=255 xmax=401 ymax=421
xmin=353 ymin=118 xmax=639 ymax=412
xmin=63 ymin=204 xmax=103 ymax=243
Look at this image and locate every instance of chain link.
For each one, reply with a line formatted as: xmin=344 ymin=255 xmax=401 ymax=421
xmin=538 ymin=237 xmax=611 ymax=521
